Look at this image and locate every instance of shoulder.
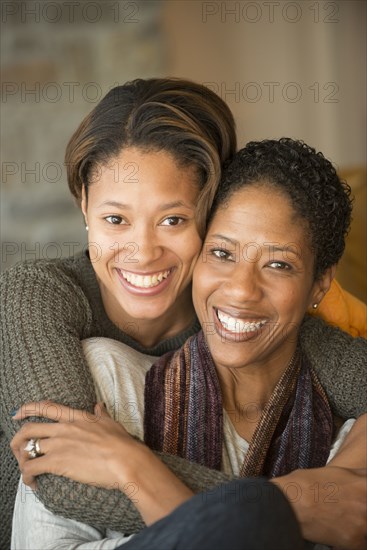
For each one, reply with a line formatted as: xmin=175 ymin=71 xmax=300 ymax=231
xmin=2 ymin=253 xmax=88 ymax=291
xmin=300 ymin=314 xmax=354 ymax=344
xmin=1 ymin=254 xmax=94 ymax=324
xmin=301 ymin=315 xmax=367 ymax=417
xmin=300 ymin=314 xmax=367 ymax=363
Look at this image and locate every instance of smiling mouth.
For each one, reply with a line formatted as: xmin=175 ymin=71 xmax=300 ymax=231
xmin=216 ymin=309 xmax=267 ymax=333
xmin=118 ymin=269 xmax=172 ymax=289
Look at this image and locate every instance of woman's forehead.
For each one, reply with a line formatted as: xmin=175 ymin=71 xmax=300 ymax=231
xmin=208 ymin=186 xmax=309 ymax=246
xmin=87 ymin=148 xmax=200 ymax=201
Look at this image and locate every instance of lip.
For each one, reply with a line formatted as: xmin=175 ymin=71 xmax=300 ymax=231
xmin=115 ymin=267 xmax=175 ymax=297
xmin=212 ymin=307 xmax=267 ymax=343
xmin=216 ymin=306 xmax=268 ymax=321
xmin=118 ymin=268 xmax=172 ymax=276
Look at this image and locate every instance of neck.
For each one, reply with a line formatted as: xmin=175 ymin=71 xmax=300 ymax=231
xmin=217 ymin=344 xmax=297 ymax=434
xmin=101 ymin=286 xmax=196 ymax=349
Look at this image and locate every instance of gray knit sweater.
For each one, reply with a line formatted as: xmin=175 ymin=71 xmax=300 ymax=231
xmin=1 ymin=252 xmax=366 ymax=548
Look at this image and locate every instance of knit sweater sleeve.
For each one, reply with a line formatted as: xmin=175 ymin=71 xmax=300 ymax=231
xmin=1 ymin=260 xmax=96 ymax=418
xmin=0 ymin=260 xmax=234 ymax=537
xmin=299 ymin=315 xmax=367 ymax=418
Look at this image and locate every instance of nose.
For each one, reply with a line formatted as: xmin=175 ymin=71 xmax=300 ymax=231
xmin=120 ymin=224 xmax=163 ymax=268
xmin=223 ymin=261 xmax=263 ymax=304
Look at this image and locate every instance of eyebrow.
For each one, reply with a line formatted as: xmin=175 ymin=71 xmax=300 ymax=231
xmin=96 ymin=200 xmax=195 ymax=210
xmin=208 ymin=234 xmax=239 ymax=246
xmin=208 ymin=235 xmax=301 ymax=256
xmin=97 ymin=201 xmax=129 ymax=209
xmin=269 ymin=245 xmax=301 ymax=257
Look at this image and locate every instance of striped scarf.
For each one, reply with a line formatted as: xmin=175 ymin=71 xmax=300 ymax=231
xmin=144 ymin=331 xmax=333 ymax=477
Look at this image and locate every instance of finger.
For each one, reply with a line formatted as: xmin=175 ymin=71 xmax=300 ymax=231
xmin=10 ymin=434 xmax=22 ymax=463
xmin=94 ymin=402 xmax=112 ymax=419
xmin=21 ymin=455 xmax=51 ymax=486
xmin=12 ymin=401 xmax=93 ymax=423
xmin=11 ymin=422 xmax=60 ymax=454
xmin=12 ymin=401 xmax=57 ymax=421
xmin=22 ymin=472 xmax=37 ymax=490
xmin=17 ymin=438 xmax=51 ymax=472
xmin=11 ymin=424 xmax=61 ymax=465
xmin=21 ymin=449 xmax=71 ymax=482
xmin=20 ymin=467 xmax=38 ymax=491
xmin=20 ymin=436 xmax=48 ymax=460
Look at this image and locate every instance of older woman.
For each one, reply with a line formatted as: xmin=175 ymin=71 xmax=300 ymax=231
xmin=11 ymin=139 xmax=367 ymax=549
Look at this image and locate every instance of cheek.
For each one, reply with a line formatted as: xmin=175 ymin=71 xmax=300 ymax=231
xmin=177 ymin=233 xmax=202 ymax=267
xmin=186 ymin=245 xmax=202 ymax=265
xmin=276 ymin=285 xmax=309 ymax=321
xmin=192 ymin=264 xmax=213 ymax=312
xmin=88 ymin=232 xmax=114 ymax=264
xmin=88 ymin=223 xmax=108 ymax=245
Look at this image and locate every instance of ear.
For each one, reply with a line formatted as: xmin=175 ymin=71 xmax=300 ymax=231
xmin=81 ymin=185 xmax=88 ymax=225
xmin=309 ymin=265 xmax=337 ymax=309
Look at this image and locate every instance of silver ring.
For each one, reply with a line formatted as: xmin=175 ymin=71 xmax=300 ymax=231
xmin=34 ymin=438 xmax=42 ymax=456
xmin=24 ymin=438 xmax=42 ymax=459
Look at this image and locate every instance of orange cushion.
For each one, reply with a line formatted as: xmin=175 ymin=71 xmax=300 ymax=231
xmin=310 ymin=279 xmax=367 ymax=338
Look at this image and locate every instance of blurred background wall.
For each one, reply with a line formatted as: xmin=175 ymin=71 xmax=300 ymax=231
xmin=1 ymin=0 xmax=366 ymax=301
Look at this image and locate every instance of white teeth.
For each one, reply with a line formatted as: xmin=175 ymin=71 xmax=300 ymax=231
xmin=217 ymin=310 xmax=266 ymax=333
xmin=120 ymin=270 xmax=170 ymax=288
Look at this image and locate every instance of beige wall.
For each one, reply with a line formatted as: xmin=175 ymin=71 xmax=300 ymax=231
xmin=1 ymin=0 xmax=366 ymax=299
xmin=163 ymin=0 xmax=366 ymax=301
xmin=164 ymin=0 xmax=366 ymax=168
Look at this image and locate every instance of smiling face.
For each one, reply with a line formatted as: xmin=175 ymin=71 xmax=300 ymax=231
xmin=193 ymin=184 xmax=332 ymax=374
xmin=82 ymin=147 xmax=202 ymax=343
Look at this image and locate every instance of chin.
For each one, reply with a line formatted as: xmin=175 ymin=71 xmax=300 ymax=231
xmin=208 ymin=337 xmax=258 ymax=369
xmin=127 ymin=304 xmax=171 ymax=321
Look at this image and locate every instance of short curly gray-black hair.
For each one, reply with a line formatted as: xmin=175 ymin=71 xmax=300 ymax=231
xmin=210 ymin=138 xmax=353 ymax=279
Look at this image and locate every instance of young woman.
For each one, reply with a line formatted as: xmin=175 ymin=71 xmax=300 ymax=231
xmin=11 ymin=139 xmax=367 ymax=550
xmin=0 ymin=77 xmax=236 ymax=546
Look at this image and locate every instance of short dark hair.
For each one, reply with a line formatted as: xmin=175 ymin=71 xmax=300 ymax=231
xmin=211 ymin=138 xmax=353 ymax=278
xmin=65 ymin=78 xmax=236 ymax=237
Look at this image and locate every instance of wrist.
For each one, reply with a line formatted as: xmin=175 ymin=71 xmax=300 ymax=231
xmin=271 ymin=469 xmax=315 ymax=537
xmin=110 ymin=436 xmax=147 ymax=491
xmin=271 ymin=466 xmax=348 ymax=542
xmin=112 ymin=439 xmax=193 ymax=525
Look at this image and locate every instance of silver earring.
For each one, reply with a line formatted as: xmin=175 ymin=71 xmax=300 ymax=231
xmin=312 ymin=303 xmax=318 ymax=309
xmin=85 ymin=225 xmax=89 ymax=231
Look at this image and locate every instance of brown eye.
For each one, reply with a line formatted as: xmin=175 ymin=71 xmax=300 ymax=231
xmin=212 ymin=249 xmax=232 ymax=261
xmin=268 ymin=261 xmax=291 ymax=270
xmin=161 ymin=217 xmax=184 ymax=226
xmin=105 ymin=215 xmax=124 ymax=225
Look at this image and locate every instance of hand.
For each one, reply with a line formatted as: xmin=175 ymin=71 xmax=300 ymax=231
xmin=11 ymin=401 xmax=140 ymax=491
xmin=11 ymin=400 xmax=193 ymax=525
xmin=272 ymin=466 xmax=367 ymax=550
